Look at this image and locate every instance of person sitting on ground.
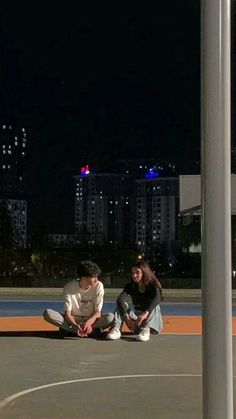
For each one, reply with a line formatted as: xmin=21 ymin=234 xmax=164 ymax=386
xmin=43 ymin=260 xmax=114 ymax=338
xmin=107 ymin=259 xmax=163 ymax=342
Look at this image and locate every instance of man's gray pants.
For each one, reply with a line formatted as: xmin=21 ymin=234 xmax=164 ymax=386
xmin=43 ymin=309 xmax=114 ymax=334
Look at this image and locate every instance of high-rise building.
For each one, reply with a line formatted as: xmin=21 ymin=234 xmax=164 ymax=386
xmin=0 ymin=122 xmax=28 ymax=196
xmin=74 ymin=166 xmax=134 ymax=246
xmin=74 ymin=163 xmax=179 ymax=253
xmin=135 ymin=177 xmax=179 ymax=251
xmin=0 ymin=122 xmax=28 ymax=247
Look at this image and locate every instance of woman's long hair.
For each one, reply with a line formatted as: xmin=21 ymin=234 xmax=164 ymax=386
xmin=132 ymin=259 xmax=163 ymax=300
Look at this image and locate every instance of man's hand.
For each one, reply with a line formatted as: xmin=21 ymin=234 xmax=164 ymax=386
xmin=80 ymin=319 xmax=93 ymax=336
xmin=75 ymin=323 xmax=85 ymax=337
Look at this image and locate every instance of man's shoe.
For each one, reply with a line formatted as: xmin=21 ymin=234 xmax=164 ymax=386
xmin=106 ymin=327 xmax=121 ymax=340
xmin=136 ymin=327 xmax=150 ymax=342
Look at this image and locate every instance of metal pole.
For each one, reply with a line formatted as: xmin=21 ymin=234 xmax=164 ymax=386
xmin=201 ymin=0 xmax=233 ymax=418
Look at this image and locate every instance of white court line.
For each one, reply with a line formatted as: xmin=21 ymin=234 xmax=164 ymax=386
xmin=0 ymin=374 xmax=202 ymax=410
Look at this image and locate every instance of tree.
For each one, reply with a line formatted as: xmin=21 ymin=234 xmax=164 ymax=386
xmin=179 ymin=216 xmax=201 ymax=250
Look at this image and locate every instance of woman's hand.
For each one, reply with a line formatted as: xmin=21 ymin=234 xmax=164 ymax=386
xmin=137 ymin=311 xmax=149 ymax=327
xmin=124 ymin=314 xmax=136 ymax=331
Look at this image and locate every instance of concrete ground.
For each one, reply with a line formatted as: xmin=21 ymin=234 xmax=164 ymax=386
xmin=0 ymin=333 xmax=201 ymax=419
xmin=0 ymin=288 xmax=236 ymax=418
xmin=0 ymin=333 xmax=236 ymax=419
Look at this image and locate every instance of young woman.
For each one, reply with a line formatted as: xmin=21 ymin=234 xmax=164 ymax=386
xmin=107 ymin=259 xmax=163 ymax=342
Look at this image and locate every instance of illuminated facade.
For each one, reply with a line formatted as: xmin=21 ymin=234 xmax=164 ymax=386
xmin=0 ymin=123 xmax=28 ymax=247
xmin=74 ymin=164 xmax=179 ymax=251
xmin=0 ymin=122 xmax=28 ymax=196
xmin=135 ymin=177 xmax=179 ymax=251
xmin=74 ymin=170 xmax=134 ymax=246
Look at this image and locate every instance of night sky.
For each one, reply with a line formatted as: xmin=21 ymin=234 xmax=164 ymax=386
xmin=0 ymin=2 xmax=201 ymax=232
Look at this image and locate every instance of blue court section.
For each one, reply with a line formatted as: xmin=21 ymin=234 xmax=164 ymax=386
xmin=1 ymin=300 xmax=235 ymax=317
xmin=1 ymin=300 xmax=236 ymax=317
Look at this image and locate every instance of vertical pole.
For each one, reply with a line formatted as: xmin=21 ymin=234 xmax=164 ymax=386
xmin=201 ymin=0 xmax=233 ymax=418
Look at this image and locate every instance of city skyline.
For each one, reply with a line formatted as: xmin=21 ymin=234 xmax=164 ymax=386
xmin=0 ymin=2 xmax=201 ymax=231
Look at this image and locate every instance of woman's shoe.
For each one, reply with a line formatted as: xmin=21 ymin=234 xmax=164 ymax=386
xmin=136 ymin=327 xmax=150 ymax=342
xmin=106 ymin=327 xmax=121 ymax=340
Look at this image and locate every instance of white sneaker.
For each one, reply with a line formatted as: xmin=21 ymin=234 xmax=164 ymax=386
xmin=136 ymin=327 xmax=150 ymax=342
xmin=106 ymin=327 xmax=121 ymax=340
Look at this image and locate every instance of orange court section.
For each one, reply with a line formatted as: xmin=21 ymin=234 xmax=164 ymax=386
xmin=1 ymin=316 xmax=236 ymax=335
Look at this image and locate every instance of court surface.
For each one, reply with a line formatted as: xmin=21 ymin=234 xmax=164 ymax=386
xmin=1 ymin=291 xmax=236 ymax=418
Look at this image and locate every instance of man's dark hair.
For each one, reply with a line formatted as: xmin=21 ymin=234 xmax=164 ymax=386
xmin=76 ymin=260 xmax=101 ymax=277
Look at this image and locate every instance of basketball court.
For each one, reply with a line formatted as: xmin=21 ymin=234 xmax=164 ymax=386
xmin=0 ymin=290 xmax=236 ymax=418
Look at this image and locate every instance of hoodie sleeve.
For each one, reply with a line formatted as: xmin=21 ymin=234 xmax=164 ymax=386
xmin=116 ymin=282 xmax=133 ymax=315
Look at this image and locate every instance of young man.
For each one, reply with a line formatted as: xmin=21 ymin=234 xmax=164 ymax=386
xmin=43 ymin=260 xmax=114 ymax=337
